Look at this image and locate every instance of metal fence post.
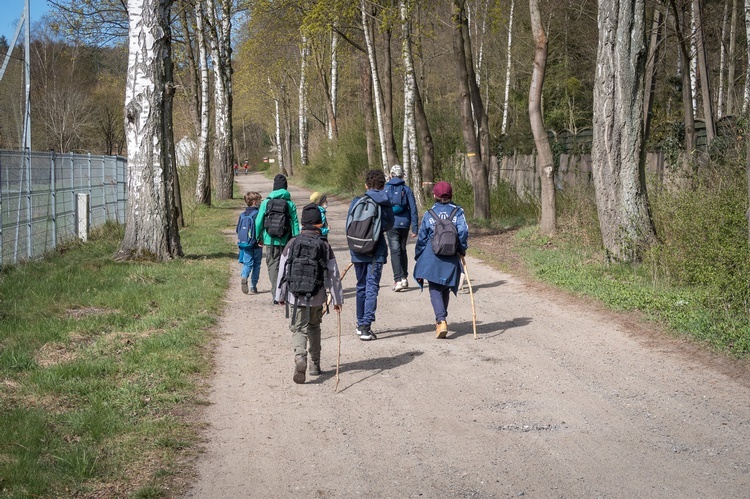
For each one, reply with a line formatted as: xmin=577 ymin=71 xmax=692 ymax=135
xmin=87 ymin=152 xmax=92 ymax=228
xmin=25 ymin=148 xmax=31 ymax=259
xmin=50 ymin=150 xmax=57 ymax=249
xmin=0 ymin=153 xmax=3 ymax=267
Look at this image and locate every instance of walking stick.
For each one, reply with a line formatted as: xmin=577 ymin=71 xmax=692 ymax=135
xmin=325 ymin=262 xmax=354 ymax=312
xmin=460 ymin=255 xmax=478 ymax=339
xmin=335 ymin=308 xmax=342 ymax=392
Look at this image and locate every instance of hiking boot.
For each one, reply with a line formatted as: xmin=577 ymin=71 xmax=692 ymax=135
xmin=393 ymin=280 xmax=407 ymax=292
xmin=241 ymin=278 xmax=249 ymax=294
xmin=293 ymin=355 xmax=307 ymax=384
xmin=359 ymin=325 xmax=377 ymax=341
xmin=250 ymin=286 xmax=258 ymax=294
xmin=309 ymin=359 xmax=321 ymax=376
xmin=436 ymin=320 xmax=448 ymax=339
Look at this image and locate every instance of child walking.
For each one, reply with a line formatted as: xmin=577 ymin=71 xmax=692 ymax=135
xmin=276 ymin=204 xmax=344 ymax=384
xmin=236 ymin=191 xmax=263 ymax=294
xmin=309 ymin=192 xmax=330 ymax=238
xmin=413 ymin=181 xmax=469 ymax=338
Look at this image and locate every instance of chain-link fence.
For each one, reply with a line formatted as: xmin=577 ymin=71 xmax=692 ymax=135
xmin=0 ymin=150 xmax=127 ymax=266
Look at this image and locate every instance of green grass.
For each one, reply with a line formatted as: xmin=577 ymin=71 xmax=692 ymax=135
xmin=514 ymin=226 xmax=750 ymax=356
xmin=0 ymin=199 xmax=239 ymax=497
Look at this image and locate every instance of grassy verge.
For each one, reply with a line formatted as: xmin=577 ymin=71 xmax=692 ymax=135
xmin=513 ymin=226 xmax=750 ymax=357
xmin=0 ymin=199 xmax=240 ymax=497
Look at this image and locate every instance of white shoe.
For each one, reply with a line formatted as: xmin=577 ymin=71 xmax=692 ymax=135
xmin=401 ymin=278 xmax=409 ymax=289
xmin=393 ymin=280 xmax=406 ymax=292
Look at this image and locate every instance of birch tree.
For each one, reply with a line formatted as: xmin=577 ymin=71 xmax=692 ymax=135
xmin=206 ymin=0 xmax=234 ymax=199
xmin=116 ymin=0 xmax=182 ymax=261
xmin=592 ymin=0 xmax=656 ymax=262
xmin=400 ymin=0 xmax=423 ymax=208
xmin=726 ymin=0 xmax=738 ymax=115
xmin=743 ymin=0 xmax=750 ymax=112
xmin=299 ymin=34 xmax=310 ymax=167
xmin=529 ymin=0 xmax=555 ymax=235
xmin=670 ymin=0 xmax=696 ymax=154
xmin=501 ymin=0 xmax=514 ymax=135
xmin=362 ymin=0 xmax=388 ymax=170
xmin=194 ymin=0 xmax=211 ymax=205
xmin=329 ymin=28 xmax=339 ymax=140
xmin=692 ymin=0 xmax=714 ymax=143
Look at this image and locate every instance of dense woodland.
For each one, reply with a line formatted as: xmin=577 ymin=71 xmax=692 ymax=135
xmin=1 ymin=0 xmax=748 ymax=329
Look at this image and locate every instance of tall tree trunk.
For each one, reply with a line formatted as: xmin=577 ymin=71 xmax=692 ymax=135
xmin=413 ymin=75 xmax=433 ymax=207
xmin=644 ymin=4 xmax=663 ymax=140
xmin=401 ymin=0 xmax=423 ymax=208
xmin=693 ymin=0 xmax=715 ymax=143
xmin=362 ymin=0 xmax=388 ymax=169
xmin=329 ymin=29 xmax=339 ymax=140
xmin=359 ymin=53 xmax=376 ymax=168
xmin=298 ymin=35 xmax=309 ymax=167
xmin=671 ymin=0 xmax=696 ymax=153
xmin=501 ymin=0 xmax=515 ymax=135
xmin=743 ymin=0 xmax=750 ymax=112
xmin=381 ymin=27 xmax=400 ymax=169
xmin=727 ymin=0 xmax=738 ymax=115
xmin=529 ymin=0 xmax=556 ymax=235
xmin=194 ymin=0 xmax=211 ymax=205
xmin=117 ymin=0 xmax=182 ymax=261
xmin=451 ymin=0 xmax=490 ymax=219
xmin=592 ymin=0 xmax=656 ymax=262
xmin=206 ymin=0 xmax=233 ymax=199
xmin=177 ymin=0 xmax=201 ymax=140
xmin=718 ymin=0 xmax=729 ymax=118
xmin=282 ymin=85 xmax=294 ymax=176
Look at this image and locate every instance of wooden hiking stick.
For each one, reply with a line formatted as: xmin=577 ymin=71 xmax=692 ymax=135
xmin=335 ymin=308 xmax=342 ymax=392
xmin=460 ymin=255 xmax=478 ymax=339
xmin=325 ymin=262 xmax=354 ymax=313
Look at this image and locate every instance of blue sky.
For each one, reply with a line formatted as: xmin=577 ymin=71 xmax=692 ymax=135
xmin=0 ymin=0 xmax=50 ymax=43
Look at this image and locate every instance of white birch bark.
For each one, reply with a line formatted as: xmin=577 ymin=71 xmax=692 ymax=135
xmin=400 ymin=0 xmax=422 ymax=208
xmin=195 ymin=0 xmax=211 ymax=204
xmin=206 ymin=0 xmax=233 ymax=199
xmin=727 ymin=0 xmax=738 ymax=114
xmin=744 ymin=0 xmax=750 ymax=112
xmin=690 ymin=3 xmax=697 ymax=113
xmin=118 ymin=0 xmax=181 ymax=260
xmin=329 ymin=29 xmax=338 ymax=141
xmin=501 ymin=0 xmax=515 ymax=135
xmin=299 ymin=35 xmax=309 ymax=167
xmin=269 ymin=77 xmax=284 ymax=172
xmin=718 ymin=0 xmax=728 ymax=118
xmin=362 ymin=0 xmax=389 ymax=170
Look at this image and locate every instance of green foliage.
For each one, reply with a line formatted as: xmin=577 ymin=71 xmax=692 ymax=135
xmin=0 ymin=200 xmax=234 ymax=496
xmin=302 ymin=122 xmax=372 ymax=196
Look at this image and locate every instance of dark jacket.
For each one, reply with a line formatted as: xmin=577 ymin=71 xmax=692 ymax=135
xmin=255 ymin=188 xmax=300 ymax=246
xmin=347 ymin=188 xmax=395 ymax=263
xmin=413 ymin=202 xmax=469 ymax=292
xmin=384 ymin=177 xmax=419 ymax=233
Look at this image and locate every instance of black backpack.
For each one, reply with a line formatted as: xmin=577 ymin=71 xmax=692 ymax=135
xmin=345 ymin=195 xmax=382 ymax=255
xmin=428 ymin=207 xmax=460 ymax=256
xmin=281 ymin=234 xmax=328 ymax=319
xmin=263 ymin=198 xmax=291 ymax=238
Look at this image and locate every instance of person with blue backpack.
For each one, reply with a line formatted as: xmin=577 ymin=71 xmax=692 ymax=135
xmin=236 ymin=191 xmax=263 ymax=294
xmin=413 ymin=181 xmax=469 ymax=339
xmin=345 ymin=169 xmax=394 ymax=341
xmin=256 ymin=174 xmax=300 ymax=303
xmin=384 ymin=164 xmax=419 ymax=292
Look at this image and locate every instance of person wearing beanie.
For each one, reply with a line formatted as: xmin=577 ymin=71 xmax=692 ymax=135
xmin=413 ymin=180 xmax=469 ymax=339
xmin=345 ymin=169 xmax=395 ymax=341
xmin=276 ymin=203 xmax=344 ymax=384
xmin=309 ymin=192 xmax=330 ymax=238
xmin=384 ymin=164 xmax=419 ymax=292
xmin=256 ymin=173 xmax=300 ymax=303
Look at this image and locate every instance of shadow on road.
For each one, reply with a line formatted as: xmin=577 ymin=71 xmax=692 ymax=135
xmin=312 ymin=351 xmax=425 ymax=391
xmin=376 ymin=317 xmax=533 ymax=340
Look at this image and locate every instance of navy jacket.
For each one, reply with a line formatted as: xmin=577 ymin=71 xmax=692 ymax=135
xmin=384 ymin=178 xmax=419 ymax=234
xmin=413 ymin=202 xmax=469 ymax=292
xmin=347 ymin=188 xmax=394 ymax=263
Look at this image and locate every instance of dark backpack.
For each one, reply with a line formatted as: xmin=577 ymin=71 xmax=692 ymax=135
xmin=385 ymin=184 xmax=408 ymax=214
xmin=237 ymin=208 xmax=258 ymax=249
xmin=281 ymin=234 xmax=328 ymax=319
xmin=429 ymin=207 xmax=460 ymax=256
xmin=346 ymin=195 xmax=382 ymax=255
xmin=263 ymin=198 xmax=291 ymax=238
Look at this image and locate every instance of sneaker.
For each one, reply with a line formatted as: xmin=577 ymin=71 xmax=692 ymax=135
xmin=241 ymin=278 xmax=249 ymax=294
xmin=359 ymin=325 xmax=377 ymax=341
xmin=436 ymin=320 xmax=448 ymax=339
xmin=393 ymin=280 xmax=406 ymax=292
xmin=309 ymin=359 xmax=321 ymax=376
xmin=250 ymin=286 xmax=258 ymax=294
xmin=401 ymin=278 xmax=409 ymax=289
xmin=293 ymin=355 xmax=307 ymax=384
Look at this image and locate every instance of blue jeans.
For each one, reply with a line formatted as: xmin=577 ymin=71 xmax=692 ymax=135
xmin=386 ymin=228 xmax=410 ymax=281
xmin=428 ymin=282 xmax=451 ymax=323
xmin=239 ymin=246 xmax=262 ymax=285
xmin=354 ymin=262 xmax=383 ymax=326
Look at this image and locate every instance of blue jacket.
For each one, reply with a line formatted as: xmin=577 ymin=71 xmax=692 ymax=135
xmin=384 ymin=178 xmax=419 ymax=233
xmin=347 ymin=188 xmax=395 ymax=263
xmin=413 ymin=202 xmax=469 ymax=292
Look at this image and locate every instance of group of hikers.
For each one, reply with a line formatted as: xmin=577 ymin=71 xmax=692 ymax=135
xmin=236 ymin=166 xmax=469 ymax=384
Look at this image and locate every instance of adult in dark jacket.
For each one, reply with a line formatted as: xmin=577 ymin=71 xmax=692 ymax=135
xmin=413 ymin=181 xmax=469 ymax=339
xmin=255 ymin=174 xmax=300 ymax=302
xmin=384 ymin=164 xmax=419 ymax=292
xmin=346 ymin=169 xmax=394 ymax=341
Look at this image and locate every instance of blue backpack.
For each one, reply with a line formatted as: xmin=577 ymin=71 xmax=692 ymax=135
xmin=237 ymin=207 xmax=258 ymax=249
xmin=385 ymin=184 xmax=408 ymax=214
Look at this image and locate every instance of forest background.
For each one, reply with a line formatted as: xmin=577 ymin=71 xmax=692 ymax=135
xmin=0 ymin=0 xmax=748 ymax=354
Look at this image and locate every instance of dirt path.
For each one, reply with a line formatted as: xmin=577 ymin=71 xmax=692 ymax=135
xmin=186 ymin=172 xmax=750 ymax=498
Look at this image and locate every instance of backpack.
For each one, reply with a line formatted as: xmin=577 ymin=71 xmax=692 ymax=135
xmin=346 ymin=195 xmax=382 ymax=255
xmin=281 ymin=234 xmax=328 ymax=319
xmin=237 ymin=208 xmax=258 ymax=249
xmin=263 ymin=198 xmax=291 ymax=238
xmin=428 ymin=207 xmax=460 ymax=256
xmin=385 ymin=184 xmax=408 ymax=214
